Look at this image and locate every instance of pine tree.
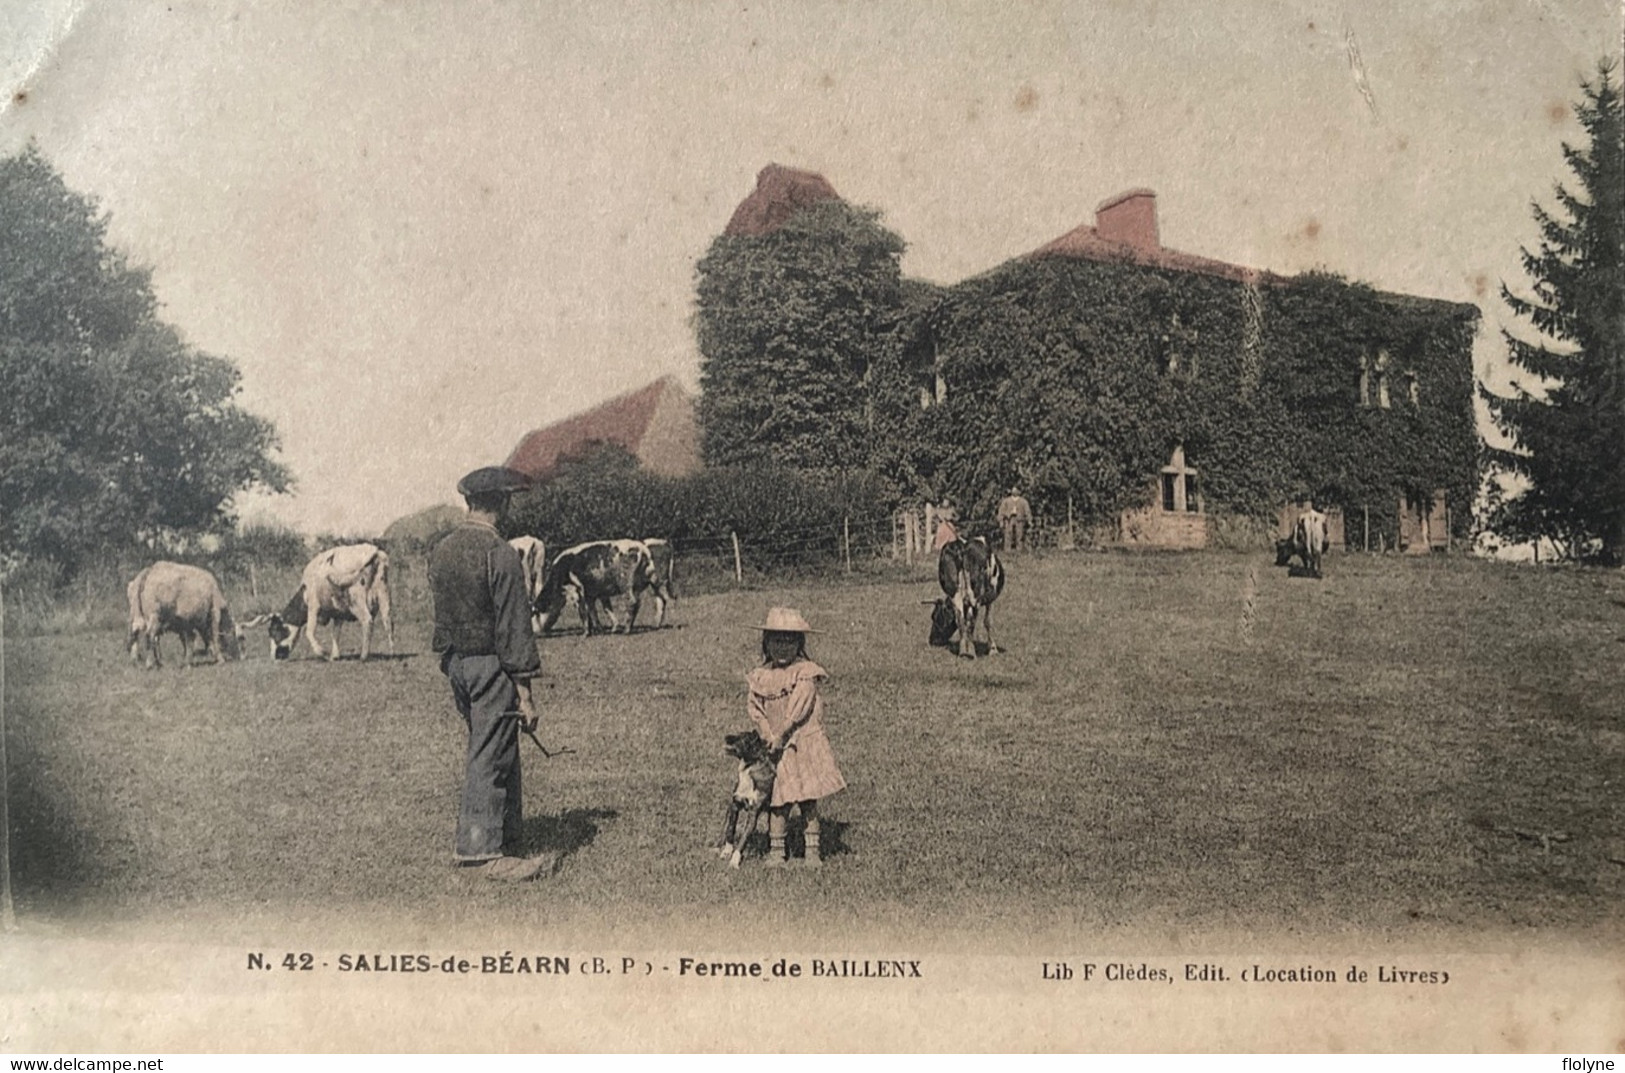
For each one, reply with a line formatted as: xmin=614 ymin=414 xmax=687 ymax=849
xmin=1486 ymin=60 xmax=1625 ymax=562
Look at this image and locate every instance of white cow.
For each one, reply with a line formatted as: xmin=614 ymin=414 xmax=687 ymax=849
xmin=508 ymin=535 xmax=548 ymax=634
xmin=1294 ymin=508 xmax=1330 ymax=578
xmin=250 ymin=543 xmax=395 ymax=661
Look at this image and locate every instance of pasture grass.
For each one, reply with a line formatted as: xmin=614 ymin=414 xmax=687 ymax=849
xmin=4 ymin=549 xmax=1622 ymax=948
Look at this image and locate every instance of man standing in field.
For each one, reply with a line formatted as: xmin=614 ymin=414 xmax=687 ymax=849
xmin=997 ymin=486 xmax=1033 ymax=552
xmin=429 ymin=465 xmax=549 ymax=881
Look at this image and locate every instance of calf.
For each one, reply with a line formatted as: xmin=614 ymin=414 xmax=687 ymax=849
xmin=251 ymin=543 xmax=395 ymax=660
xmin=508 ymin=535 xmax=548 ymax=634
xmin=126 ymin=562 xmax=243 ymax=669
xmin=933 ymin=536 xmax=1005 ymax=658
xmin=533 ymin=539 xmax=652 ymax=635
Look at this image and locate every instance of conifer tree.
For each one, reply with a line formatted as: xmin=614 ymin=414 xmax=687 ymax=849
xmin=1486 ymin=60 xmax=1625 ymax=562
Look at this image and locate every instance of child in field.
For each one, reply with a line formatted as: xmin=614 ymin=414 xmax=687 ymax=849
xmin=746 ymin=607 xmax=846 ymax=867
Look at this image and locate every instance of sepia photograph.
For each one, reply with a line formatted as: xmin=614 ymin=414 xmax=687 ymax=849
xmin=1 ymin=0 xmax=1622 ymax=1054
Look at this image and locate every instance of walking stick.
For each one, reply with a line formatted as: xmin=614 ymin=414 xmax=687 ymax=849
xmin=521 ymin=725 xmax=575 ymax=759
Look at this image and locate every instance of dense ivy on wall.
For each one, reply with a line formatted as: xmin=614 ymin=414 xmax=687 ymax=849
xmin=900 ymin=257 xmax=1479 ymax=533
xmin=690 ymin=187 xmax=1479 ymax=540
xmin=694 ymin=201 xmax=906 ymax=475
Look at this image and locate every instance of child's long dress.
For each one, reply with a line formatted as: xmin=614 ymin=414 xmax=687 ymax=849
xmin=746 ymin=660 xmax=846 ymax=807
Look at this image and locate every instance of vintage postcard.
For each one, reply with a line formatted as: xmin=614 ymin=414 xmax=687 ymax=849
xmin=1 ymin=0 xmax=1621 ymax=1054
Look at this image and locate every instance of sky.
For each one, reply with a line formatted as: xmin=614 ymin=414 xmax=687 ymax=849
xmin=1 ymin=0 xmax=1620 ymax=534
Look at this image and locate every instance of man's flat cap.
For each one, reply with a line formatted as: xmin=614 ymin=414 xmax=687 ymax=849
xmin=457 ymin=466 xmax=532 ymax=497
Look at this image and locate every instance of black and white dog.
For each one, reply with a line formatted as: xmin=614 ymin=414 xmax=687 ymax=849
xmin=717 ymin=730 xmax=779 ymax=868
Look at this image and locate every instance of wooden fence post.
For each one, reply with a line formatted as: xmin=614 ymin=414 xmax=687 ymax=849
xmin=730 ymin=530 xmax=743 ymax=584
xmin=843 ymin=516 xmax=852 ymax=573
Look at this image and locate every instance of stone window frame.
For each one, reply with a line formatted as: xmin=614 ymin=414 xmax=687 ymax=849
xmin=1159 ymin=443 xmax=1203 ymax=514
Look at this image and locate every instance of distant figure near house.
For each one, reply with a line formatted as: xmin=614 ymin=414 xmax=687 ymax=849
xmin=997 ymin=487 xmax=1033 ymax=551
xmin=932 ymin=499 xmax=961 ymax=551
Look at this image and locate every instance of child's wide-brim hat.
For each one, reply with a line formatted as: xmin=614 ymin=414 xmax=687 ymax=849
xmin=747 ymin=607 xmax=819 ymax=633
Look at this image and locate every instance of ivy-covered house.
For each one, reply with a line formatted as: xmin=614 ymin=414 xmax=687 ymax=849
xmin=905 ymin=189 xmax=1480 ymax=550
xmin=695 ymin=169 xmax=1480 ymax=551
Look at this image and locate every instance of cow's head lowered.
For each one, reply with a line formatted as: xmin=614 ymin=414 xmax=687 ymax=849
xmin=927 ymin=598 xmax=957 ymax=647
xmin=532 ymin=565 xmax=576 ymax=634
xmin=932 ymin=536 xmax=1005 ymax=658
xmin=243 ymin=586 xmax=310 ymax=660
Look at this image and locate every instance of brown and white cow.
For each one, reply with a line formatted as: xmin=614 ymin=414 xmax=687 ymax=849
xmin=640 ymin=537 xmax=676 ymax=629
xmin=250 ymin=543 xmax=394 ymax=661
xmin=930 ymin=536 xmax=1005 ymax=659
xmin=508 ymin=535 xmax=548 ymax=634
xmin=534 ymin=539 xmax=652 ymax=635
xmin=1276 ymin=508 xmax=1330 ymax=578
xmin=126 ymin=562 xmax=243 ymax=669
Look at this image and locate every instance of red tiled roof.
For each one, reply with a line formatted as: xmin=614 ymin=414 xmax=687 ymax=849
xmin=723 ymin=163 xmax=843 ymax=237
xmin=504 ymin=376 xmax=699 ymax=482
xmin=1026 ymin=222 xmax=1279 ymax=285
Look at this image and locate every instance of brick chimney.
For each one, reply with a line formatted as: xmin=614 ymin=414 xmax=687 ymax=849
xmin=1095 ymin=189 xmax=1159 ymax=250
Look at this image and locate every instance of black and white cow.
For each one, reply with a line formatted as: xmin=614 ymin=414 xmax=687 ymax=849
xmin=534 ymin=539 xmax=653 ymax=635
xmin=248 ymin=543 xmax=395 ymax=661
xmin=930 ymin=536 xmax=1005 ymax=658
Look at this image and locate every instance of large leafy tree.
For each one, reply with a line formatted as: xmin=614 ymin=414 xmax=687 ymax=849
xmin=694 ymin=200 xmax=905 ymax=474
xmin=1485 ymin=61 xmax=1625 ymax=562
xmin=0 ymin=145 xmax=290 ymax=574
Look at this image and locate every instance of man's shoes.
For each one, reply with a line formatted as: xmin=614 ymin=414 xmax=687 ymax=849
xmin=459 ymin=855 xmax=555 ymax=882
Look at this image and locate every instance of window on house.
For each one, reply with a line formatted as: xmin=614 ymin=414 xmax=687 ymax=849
xmin=1359 ymin=353 xmax=1371 ymax=407
xmin=1375 ymin=349 xmax=1392 ymax=409
xmin=1159 ymin=444 xmax=1201 ymax=514
xmin=1161 ymin=312 xmax=1198 ymax=377
xmin=918 ymin=363 xmax=948 ymax=409
xmin=1405 ymin=371 xmax=1419 ymax=407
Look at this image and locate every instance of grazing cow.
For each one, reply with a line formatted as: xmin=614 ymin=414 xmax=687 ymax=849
xmin=1277 ymin=508 xmax=1330 ymax=578
xmin=534 ymin=539 xmax=652 ymax=635
xmin=640 ymin=537 xmax=676 ymax=628
xmin=508 ymin=535 xmax=548 ymax=633
xmin=931 ymin=536 xmax=1005 ymax=659
xmin=251 ymin=543 xmax=394 ymax=661
xmin=126 ymin=562 xmax=243 ymax=669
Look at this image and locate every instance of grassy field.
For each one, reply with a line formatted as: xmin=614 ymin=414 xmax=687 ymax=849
xmin=4 ymin=548 xmax=1622 ymax=947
